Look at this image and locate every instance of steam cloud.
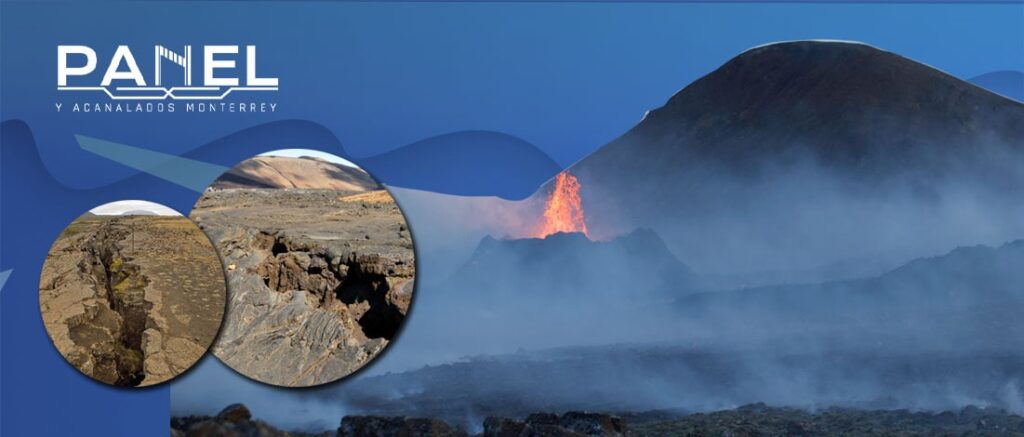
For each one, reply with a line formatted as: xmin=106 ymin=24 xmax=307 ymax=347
xmin=172 ymin=149 xmax=1024 ymax=431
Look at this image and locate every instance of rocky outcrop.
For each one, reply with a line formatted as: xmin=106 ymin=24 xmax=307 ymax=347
xmin=191 ymin=188 xmax=415 ymax=387
xmin=483 ymin=412 xmax=627 ymax=437
xmin=254 ymin=234 xmax=411 ymax=340
xmin=339 ymin=416 xmax=466 ymax=437
xmin=171 ymin=404 xmax=292 ymax=437
xmin=218 ymin=404 xmax=253 ymax=424
xmin=173 ymin=405 xmax=625 ymax=437
xmin=175 ymin=403 xmax=1024 ymax=437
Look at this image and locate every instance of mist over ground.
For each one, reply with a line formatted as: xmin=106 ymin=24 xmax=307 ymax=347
xmin=172 ymin=171 xmax=1024 ymax=430
xmin=171 ymin=41 xmax=1024 ymax=432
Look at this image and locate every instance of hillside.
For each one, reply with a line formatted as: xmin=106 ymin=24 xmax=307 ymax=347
xmin=211 ymin=156 xmax=380 ymax=191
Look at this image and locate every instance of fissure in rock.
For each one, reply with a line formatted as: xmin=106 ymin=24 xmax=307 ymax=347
xmin=256 ymin=236 xmax=404 ymax=341
xmin=83 ymin=224 xmax=152 ymax=386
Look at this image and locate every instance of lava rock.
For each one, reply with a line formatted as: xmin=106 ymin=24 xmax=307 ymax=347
xmin=217 ymin=404 xmax=252 ymax=424
xmin=171 ymin=404 xmax=290 ymax=437
xmin=484 ymin=412 xmax=627 ymax=437
xmin=338 ymin=416 xmax=467 ymax=437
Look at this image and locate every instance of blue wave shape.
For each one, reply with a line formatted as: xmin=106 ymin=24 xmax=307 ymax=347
xmin=174 ymin=119 xmax=350 ymax=167
xmin=359 ymin=130 xmax=560 ymax=200
xmin=6 ymin=119 xmax=562 ymax=200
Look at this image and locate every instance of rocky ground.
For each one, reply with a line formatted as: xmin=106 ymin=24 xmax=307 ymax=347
xmin=172 ymin=403 xmax=1024 ymax=436
xmin=190 ymin=188 xmax=415 ymax=387
xmin=171 ymin=404 xmax=626 ymax=437
xmin=39 ymin=214 xmax=225 ymax=386
xmin=628 ymin=403 xmax=1024 ymax=436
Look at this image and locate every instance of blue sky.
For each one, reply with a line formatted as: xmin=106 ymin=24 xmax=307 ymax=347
xmin=3 ymin=2 xmax=1022 ymax=167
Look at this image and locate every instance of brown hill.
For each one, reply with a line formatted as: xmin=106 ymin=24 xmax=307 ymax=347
xmin=212 ymin=156 xmax=380 ymax=191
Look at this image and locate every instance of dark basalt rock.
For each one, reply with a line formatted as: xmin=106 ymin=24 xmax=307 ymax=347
xmin=338 ymin=416 xmax=467 ymax=437
xmin=629 ymin=404 xmax=1024 ymax=436
xmin=174 ymin=403 xmax=1024 ymax=436
xmin=170 ymin=404 xmax=289 ymax=437
xmin=483 ymin=412 xmax=627 ymax=437
xmin=217 ymin=404 xmax=252 ymax=425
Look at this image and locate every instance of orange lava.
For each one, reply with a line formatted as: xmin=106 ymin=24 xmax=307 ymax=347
xmin=535 ymin=172 xmax=589 ymax=238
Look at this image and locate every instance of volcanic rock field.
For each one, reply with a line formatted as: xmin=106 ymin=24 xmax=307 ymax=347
xmin=190 ymin=187 xmax=414 ymax=387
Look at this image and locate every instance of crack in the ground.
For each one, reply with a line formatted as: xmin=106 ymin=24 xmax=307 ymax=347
xmin=82 ymin=222 xmax=153 ymax=387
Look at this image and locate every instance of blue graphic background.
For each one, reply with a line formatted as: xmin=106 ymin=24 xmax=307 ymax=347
xmin=2 ymin=1 xmax=1022 ymax=435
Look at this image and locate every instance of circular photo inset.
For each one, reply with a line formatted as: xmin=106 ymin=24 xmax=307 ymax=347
xmin=190 ymin=149 xmax=415 ymax=387
xmin=39 ymin=200 xmax=227 ymax=387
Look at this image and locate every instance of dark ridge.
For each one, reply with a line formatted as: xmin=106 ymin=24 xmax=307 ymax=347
xmin=448 ymin=228 xmax=697 ymax=299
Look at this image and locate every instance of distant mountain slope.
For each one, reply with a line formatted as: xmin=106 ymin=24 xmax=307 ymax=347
xmin=879 ymin=239 xmax=1024 ymax=296
xmin=359 ymin=131 xmax=562 ymax=200
xmin=447 ymin=229 xmax=696 ymax=299
xmin=540 ymin=41 xmax=1024 ymax=275
xmin=120 ymin=210 xmax=159 ymax=216
xmin=969 ymin=70 xmax=1024 ymax=102
xmin=580 ymin=41 xmax=1022 ymax=183
xmin=211 ymin=156 xmax=380 ymax=191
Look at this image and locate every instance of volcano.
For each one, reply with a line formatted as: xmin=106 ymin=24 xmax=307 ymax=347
xmin=532 ymin=172 xmax=589 ymax=238
xmin=447 ymin=228 xmax=696 ymax=299
xmin=570 ymin=41 xmax=1023 ymax=190
xmin=541 ymin=41 xmax=1024 ymax=276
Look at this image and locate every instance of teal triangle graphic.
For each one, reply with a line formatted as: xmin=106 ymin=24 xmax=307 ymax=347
xmin=76 ymin=135 xmax=227 ymax=192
